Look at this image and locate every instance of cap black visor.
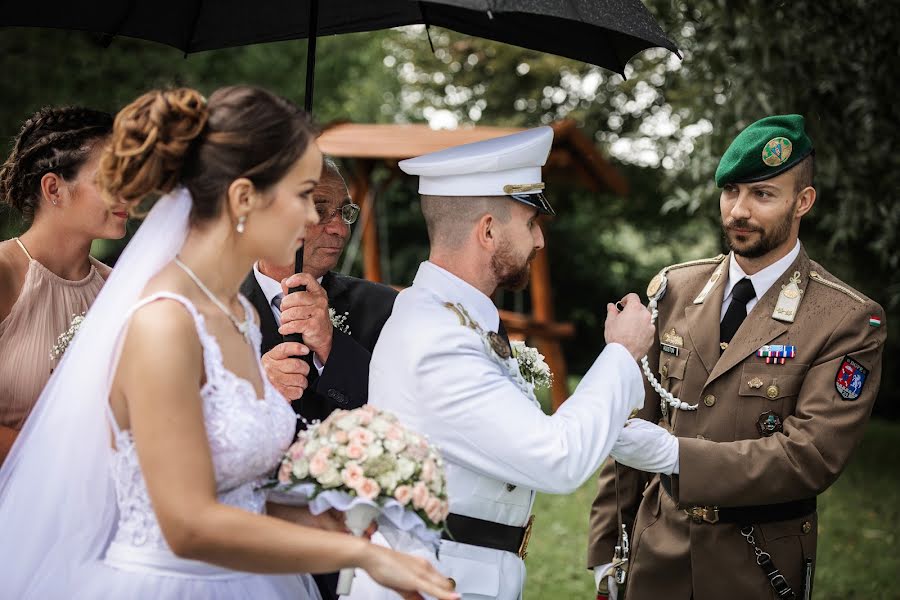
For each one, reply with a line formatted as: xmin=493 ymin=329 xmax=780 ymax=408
xmin=508 ymin=192 xmax=555 ymax=216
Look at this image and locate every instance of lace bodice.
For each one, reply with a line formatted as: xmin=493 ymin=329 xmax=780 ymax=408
xmin=108 ymin=292 xmax=296 ymax=550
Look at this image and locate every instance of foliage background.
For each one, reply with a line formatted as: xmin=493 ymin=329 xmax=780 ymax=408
xmin=1 ymin=0 xmax=897 ymax=417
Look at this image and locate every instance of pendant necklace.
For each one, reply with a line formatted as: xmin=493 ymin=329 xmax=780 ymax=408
xmin=174 ymin=256 xmax=252 ymax=344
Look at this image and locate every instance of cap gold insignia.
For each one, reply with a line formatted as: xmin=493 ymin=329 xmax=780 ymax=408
xmin=693 ymin=265 xmax=724 ymax=304
xmin=762 ymin=137 xmax=793 ymax=167
xmin=503 ymin=183 xmax=545 ymax=194
xmin=773 ymin=271 xmax=804 ymax=323
xmin=663 ymin=328 xmax=684 ymax=347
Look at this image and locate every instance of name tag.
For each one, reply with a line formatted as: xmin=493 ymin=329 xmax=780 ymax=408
xmin=661 ymin=343 xmax=680 ymax=356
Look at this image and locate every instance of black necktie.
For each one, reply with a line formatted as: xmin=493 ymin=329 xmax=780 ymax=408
xmin=720 ymin=278 xmax=755 ymax=347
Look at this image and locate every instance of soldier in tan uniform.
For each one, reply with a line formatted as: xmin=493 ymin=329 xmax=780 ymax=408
xmin=587 ymin=115 xmax=887 ymax=600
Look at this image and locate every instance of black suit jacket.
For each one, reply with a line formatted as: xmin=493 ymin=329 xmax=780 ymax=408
xmin=240 ymin=270 xmax=398 ymax=423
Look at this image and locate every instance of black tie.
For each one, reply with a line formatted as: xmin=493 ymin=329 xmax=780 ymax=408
xmin=720 ymin=278 xmax=755 ymax=348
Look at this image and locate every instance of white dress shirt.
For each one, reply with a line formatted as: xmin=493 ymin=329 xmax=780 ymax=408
xmin=252 ymin=263 xmax=325 ymax=374
xmin=720 ymin=240 xmax=801 ymax=320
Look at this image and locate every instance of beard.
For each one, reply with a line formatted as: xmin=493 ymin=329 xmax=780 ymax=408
xmin=722 ymin=198 xmax=796 ymax=259
xmin=492 ymin=239 xmax=536 ymax=291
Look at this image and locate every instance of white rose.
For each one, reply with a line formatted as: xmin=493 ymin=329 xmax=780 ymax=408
xmin=397 ymin=457 xmax=416 ymax=480
xmin=291 ymin=459 xmax=309 ymax=479
xmin=376 ymin=470 xmax=400 ymax=494
xmin=384 ymin=438 xmax=406 ymax=454
xmin=336 ymin=415 xmax=359 ymax=431
xmin=366 ymin=442 xmax=385 ymax=460
xmin=317 ymin=466 xmax=342 ymax=488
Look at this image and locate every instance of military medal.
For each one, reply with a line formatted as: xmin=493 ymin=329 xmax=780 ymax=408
xmin=869 ymin=315 xmax=882 ymax=328
xmin=747 ymin=377 xmax=764 ymax=389
xmin=757 ymin=411 xmax=783 ymax=436
xmin=772 ymin=271 xmax=804 ymax=323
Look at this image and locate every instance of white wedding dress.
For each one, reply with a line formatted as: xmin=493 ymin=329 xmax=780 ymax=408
xmin=74 ymin=292 xmax=321 ymax=599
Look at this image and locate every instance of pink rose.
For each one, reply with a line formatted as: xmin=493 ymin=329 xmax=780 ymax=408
xmin=288 ymin=442 xmax=306 ymax=461
xmin=309 ymin=448 xmax=331 ymax=477
xmin=425 ymin=496 xmax=442 ymax=523
xmin=317 ymin=421 xmax=331 ymax=437
xmin=356 ymin=477 xmax=381 ymax=500
xmin=278 ymin=460 xmax=293 ymax=484
xmin=440 ymin=500 xmax=450 ymax=521
xmin=341 ymin=462 xmax=365 ymax=489
xmin=385 ymin=425 xmax=404 ymax=441
xmin=412 ymin=482 xmax=429 ymax=510
xmin=333 ymin=430 xmax=349 ymax=444
xmin=394 ymin=485 xmax=413 ymax=506
xmin=421 ymin=459 xmax=436 ymax=483
xmin=349 ymin=428 xmax=375 ymax=446
xmin=346 ymin=442 xmax=366 ymax=460
xmin=357 ymin=409 xmax=374 ymax=426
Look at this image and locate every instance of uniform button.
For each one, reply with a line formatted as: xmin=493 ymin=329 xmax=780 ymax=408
xmin=696 ymin=434 xmax=706 ymax=440
xmin=802 ymin=521 xmax=812 ymax=534
xmin=703 ymin=394 xmax=716 ymax=407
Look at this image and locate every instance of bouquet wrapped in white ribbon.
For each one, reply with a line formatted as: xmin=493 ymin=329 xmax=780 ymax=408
xmin=269 ymin=405 xmax=449 ymax=594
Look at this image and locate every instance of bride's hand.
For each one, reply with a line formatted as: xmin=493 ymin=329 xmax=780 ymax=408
xmin=360 ymin=544 xmax=459 ymax=600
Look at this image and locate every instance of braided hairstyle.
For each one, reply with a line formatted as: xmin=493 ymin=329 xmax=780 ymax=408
xmin=0 ymin=107 xmax=113 ymax=222
xmin=99 ymin=86 xmax=317 ymax=223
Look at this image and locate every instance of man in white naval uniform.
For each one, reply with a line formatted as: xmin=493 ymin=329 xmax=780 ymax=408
xmin=349 ymin=127 xmax=654 ymax=600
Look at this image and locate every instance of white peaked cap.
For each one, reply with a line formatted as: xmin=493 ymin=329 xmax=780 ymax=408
xmin=399 ymin=126 xmax=554 ymax=198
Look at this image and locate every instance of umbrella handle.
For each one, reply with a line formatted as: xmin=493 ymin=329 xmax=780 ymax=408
xmin=284 ymin=246 xmax=305 ymax=345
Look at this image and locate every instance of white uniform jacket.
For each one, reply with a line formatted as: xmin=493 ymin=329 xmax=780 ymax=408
xmin=351 ymin=261 xmax=644 ymax=599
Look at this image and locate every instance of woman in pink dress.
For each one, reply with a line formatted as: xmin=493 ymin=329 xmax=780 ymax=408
xmin=0 ymin=106 xmax=128 ymax=463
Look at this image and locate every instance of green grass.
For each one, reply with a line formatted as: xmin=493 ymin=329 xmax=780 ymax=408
xmin=523 ymin=419 xmax=900 ymax=599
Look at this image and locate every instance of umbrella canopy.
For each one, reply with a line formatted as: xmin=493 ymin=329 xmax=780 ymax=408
xmin=0 ymin=1 xmax=678 ymax=75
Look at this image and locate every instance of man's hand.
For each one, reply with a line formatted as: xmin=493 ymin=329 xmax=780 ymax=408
xmin=278 ymin=273 xmax=334 ymax=363
xmin=261 ymin=342 xmax=310 ymax=400
xmin=604 ymin=293 xmax=654 ymax=362
xmin=611 ymin=418 xmax=680 ymax=474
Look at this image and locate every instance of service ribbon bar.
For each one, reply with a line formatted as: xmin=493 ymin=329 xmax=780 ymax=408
xmin=756 ymin=345 xmax=797 ymax=364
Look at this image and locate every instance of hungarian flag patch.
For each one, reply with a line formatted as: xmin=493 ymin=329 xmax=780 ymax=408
xmin=835 ymin=356 xmax=869 ymax=401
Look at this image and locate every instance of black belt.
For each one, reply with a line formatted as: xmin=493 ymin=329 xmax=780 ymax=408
xmin=441 ymin=513 xmax=534 ymax=558
xmin=660 ymin=475 xmax=816 ymax=524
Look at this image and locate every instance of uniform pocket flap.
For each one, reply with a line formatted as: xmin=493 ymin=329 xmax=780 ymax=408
xmin=659 ymin=351 xmax=690 ymax=381
xmin=440 ymin=550 xmax=501 ymax=595
xmin=738 ymin=363 xmax=808 ymax=399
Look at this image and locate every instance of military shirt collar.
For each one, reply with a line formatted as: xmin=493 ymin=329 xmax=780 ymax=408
xmin=724 ymin=239 xmax=801 ymax=303
xmin=413 ymin=261 xmax=500 ymax=332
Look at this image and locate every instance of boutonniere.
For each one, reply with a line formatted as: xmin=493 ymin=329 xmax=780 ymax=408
xmin=50 ymin=312 xmax=86 ymax=361
xmin=329 ymin=307 xmax=351 ymax=335
xmin=443 ymin=302 xmax=553 ymax=398
xmin=510 ymin=340 xmax=553 ymax=391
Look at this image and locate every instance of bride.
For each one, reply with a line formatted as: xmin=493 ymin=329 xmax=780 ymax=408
xmin=0 ymin=86 xmax=457 ymax=600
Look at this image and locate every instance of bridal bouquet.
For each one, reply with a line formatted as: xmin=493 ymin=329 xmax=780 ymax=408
xmin=270 ymin=405 xmax=449 ymax=593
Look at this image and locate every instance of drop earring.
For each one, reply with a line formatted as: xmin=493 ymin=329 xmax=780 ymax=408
xmin=236 ymin=215 xmax=246 ymax=234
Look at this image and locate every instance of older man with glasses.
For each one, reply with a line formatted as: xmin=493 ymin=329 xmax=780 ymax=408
xmin=241 ymin=157 xmax=398 ymax=426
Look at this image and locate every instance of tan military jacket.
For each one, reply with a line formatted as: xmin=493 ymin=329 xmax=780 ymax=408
xmin=588 ymin=248 xmax=886 ymax=600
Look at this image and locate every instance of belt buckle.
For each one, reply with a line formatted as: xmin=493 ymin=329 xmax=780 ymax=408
xmin=685 ymin=506 xmax=719 ymax=524
xmin=517 ymin=515 xmax=535 ymax=559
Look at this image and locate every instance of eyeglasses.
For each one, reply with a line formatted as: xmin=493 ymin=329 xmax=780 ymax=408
xmin=316 ymin=203 xmax=360 ymax=225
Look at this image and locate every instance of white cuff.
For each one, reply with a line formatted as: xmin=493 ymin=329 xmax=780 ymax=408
xmin=312 ymin=353 xmax=325 ymax=376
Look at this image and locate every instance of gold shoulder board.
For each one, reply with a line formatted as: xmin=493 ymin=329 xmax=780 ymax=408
xmin=808 ymin=271 xmax=865 ymax=304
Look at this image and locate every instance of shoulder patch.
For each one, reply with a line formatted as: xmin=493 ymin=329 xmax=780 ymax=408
xmin=809 ymin=271 xmax=865 ymax=304
xmin=835 ymin=355 xmax=869 ymax=400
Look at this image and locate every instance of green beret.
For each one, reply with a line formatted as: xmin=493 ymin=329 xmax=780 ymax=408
xmin=715 ymin=114 xmax=814 ymax=187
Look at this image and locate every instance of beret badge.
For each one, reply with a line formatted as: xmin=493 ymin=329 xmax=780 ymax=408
xmin=762 ymin=137 xmax=793 ymax=167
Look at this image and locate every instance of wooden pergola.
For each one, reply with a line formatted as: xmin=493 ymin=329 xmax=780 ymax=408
xmin=318 ymin=119 xmax=628 ymax=410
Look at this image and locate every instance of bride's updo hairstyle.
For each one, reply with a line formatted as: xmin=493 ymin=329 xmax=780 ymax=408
xmin=99 ymin=85 xmax=316 ymax=222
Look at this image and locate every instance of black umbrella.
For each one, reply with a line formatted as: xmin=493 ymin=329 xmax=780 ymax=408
xmin=1 ymin=1 xmax=679 ymax=113
xmin=1 ymin=0 xmax=679 ymax=335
